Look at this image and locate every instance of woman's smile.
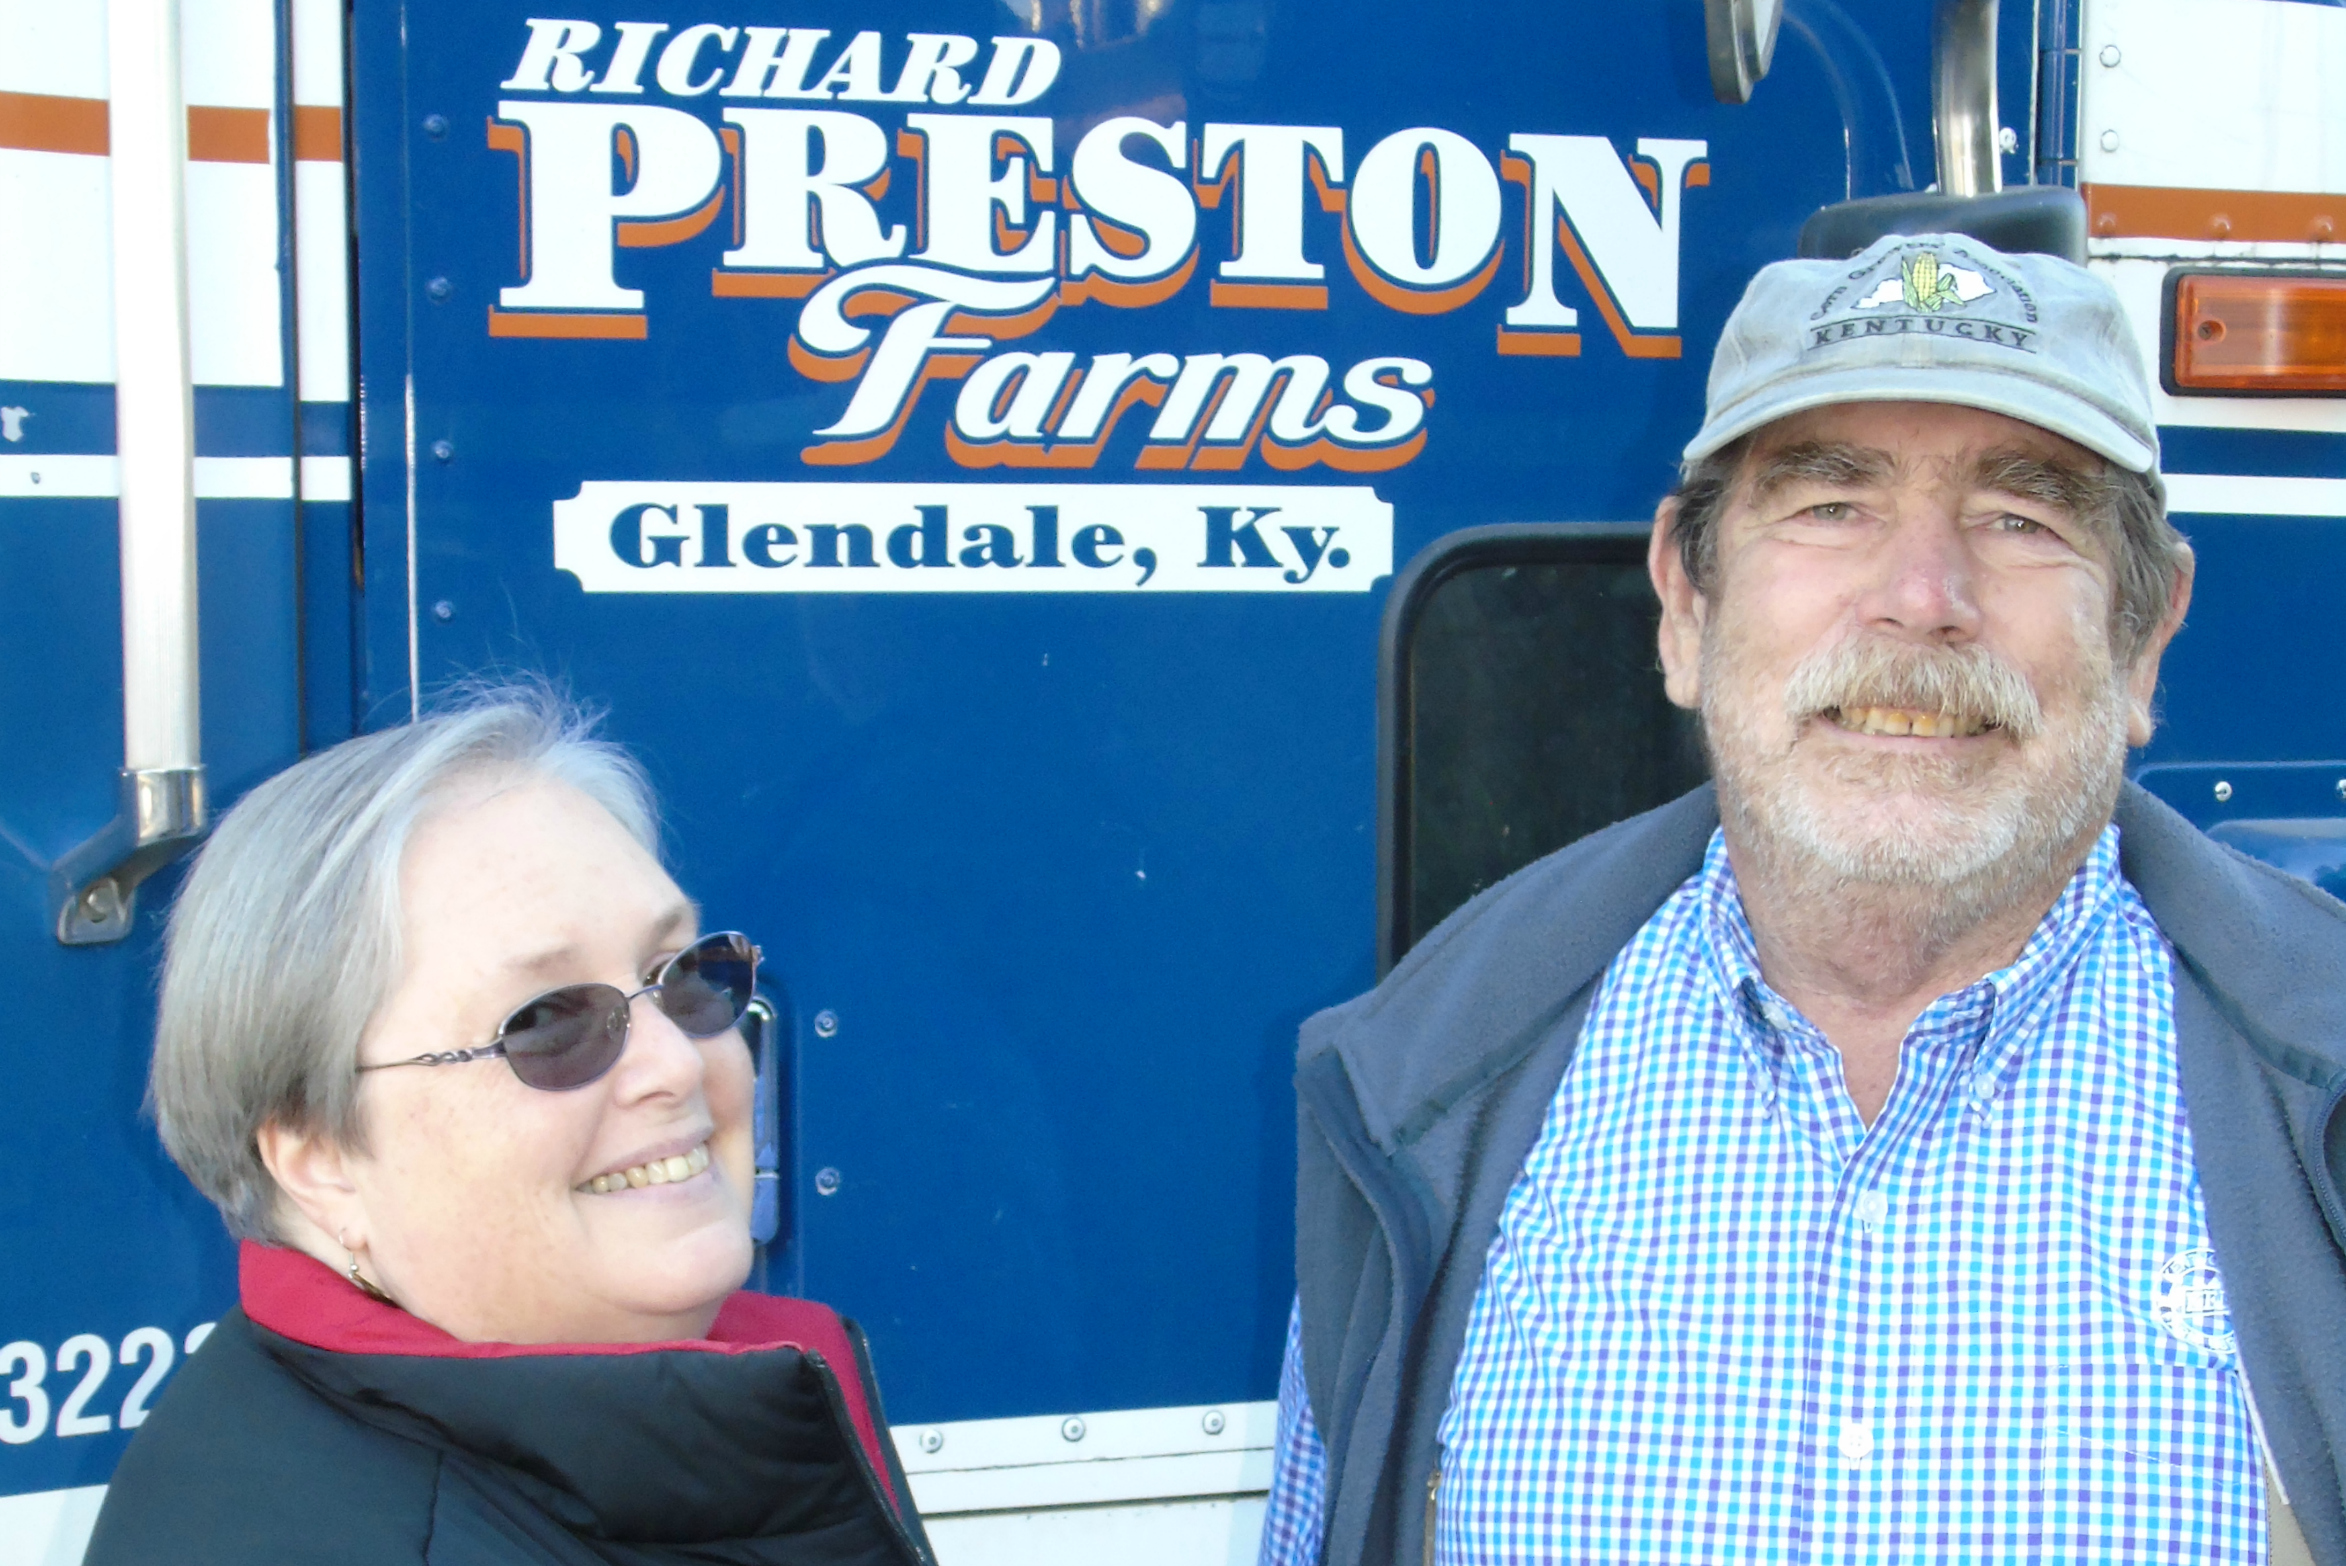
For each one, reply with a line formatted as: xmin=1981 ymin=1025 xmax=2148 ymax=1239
xmin=577 ymin=1139 xmax=713 ymax=1196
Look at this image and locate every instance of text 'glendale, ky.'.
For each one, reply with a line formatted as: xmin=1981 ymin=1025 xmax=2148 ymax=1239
xmin=484 ymin=22 xmax=1712 ymax=473
xmin=551 ymin=482 xmax=1395 ymax=593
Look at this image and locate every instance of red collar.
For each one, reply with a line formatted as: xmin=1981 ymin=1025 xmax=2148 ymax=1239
xmin=242 ymin=1240 xmax=824 ymax=1358
xmin=239 ymin=1241 xmax=895 ymax=1502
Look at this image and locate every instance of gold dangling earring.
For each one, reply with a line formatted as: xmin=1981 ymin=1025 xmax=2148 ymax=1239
xmin=338 ymin=1228 xmax=396 ymax=1306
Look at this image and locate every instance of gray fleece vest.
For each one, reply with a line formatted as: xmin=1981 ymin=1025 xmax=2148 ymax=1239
xmin=1295 ymin=782 xmax=2346 ymax=1566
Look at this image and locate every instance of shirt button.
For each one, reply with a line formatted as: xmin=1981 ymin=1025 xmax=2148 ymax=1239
xmin=1838 ymin=1420 xmax=1875 ymax=1462
xmin=1855 ymin=1190 xmax=1889 ymax=1230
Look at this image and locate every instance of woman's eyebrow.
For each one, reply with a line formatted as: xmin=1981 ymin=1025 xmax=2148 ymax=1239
xmin=1746 ymin=440 xmax=1896 ymax=502
xmin=494 ymin=903 xmax=701 ymax=979
xmin=501 ymin=942 xmax=585 ymax=979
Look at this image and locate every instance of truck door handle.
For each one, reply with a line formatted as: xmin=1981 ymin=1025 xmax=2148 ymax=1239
xmin=50 ymin=0 xmax=208 ymax=946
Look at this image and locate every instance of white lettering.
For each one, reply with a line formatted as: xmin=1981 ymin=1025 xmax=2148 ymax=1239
xmin=1198 ymin=124 xmax=1344 ymax=281
xmin=811 ymin=30 xmax=889 ymax=101
xmin=502 ymin=18 xmax=602 ymax=93
xmin=654 ymin=24 xmax=738 ymax=96
xmin=907 ymin=114 xmax=1055 ymax=275
xmin=588 ymin=21 xmax=668 ymax=94
xmin=1506 ymin=133 xmax=1706 ymax=332
xmin=889 ymin=34 xmax=980 ymax=104
xmin=496 ymin=102 xmax=723 ymax=310
xmin=1349 ymin=128 xmax=1500 ymax=288
xmin=1067 ymin=118 xmax=1193 ymax=280
xmin=953 ymin=352 xmax=1079 ymax=439
xmin=723 ymin=110 xmax=905 ymax=269
xmin=969 ymin=37 xmax=1061 ymax=105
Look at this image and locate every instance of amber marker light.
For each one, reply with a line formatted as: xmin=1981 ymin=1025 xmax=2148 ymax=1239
xmin=2170 ymin=272 xmax=2346 ymax=394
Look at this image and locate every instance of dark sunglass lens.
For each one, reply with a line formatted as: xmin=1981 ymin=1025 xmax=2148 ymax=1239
xmin=659 ymin=933 xmax=756 ymax=1037
xmin=499 ymin=984 xmax=629 ymax=1090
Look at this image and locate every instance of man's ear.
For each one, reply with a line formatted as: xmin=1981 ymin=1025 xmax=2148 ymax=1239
xmin=1650 ymin=495 xmax=1707 ymax=711
xmin=255 ymin=1118 xmax=367 ymax=1253
xmin=2123 ymin=543 xmax=2195 ymax=748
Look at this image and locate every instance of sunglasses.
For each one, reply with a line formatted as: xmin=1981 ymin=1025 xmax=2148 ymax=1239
xmin=357 ymin=931 xmax=761 ymax=1091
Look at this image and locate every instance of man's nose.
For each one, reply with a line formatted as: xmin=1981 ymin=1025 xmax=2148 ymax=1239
xmin=1854 ymin=508 xmax=1982 ymax=642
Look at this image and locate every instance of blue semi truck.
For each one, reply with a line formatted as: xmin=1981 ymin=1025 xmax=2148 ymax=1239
xmin=1 ymin=0 xmax=2341 ymax=1557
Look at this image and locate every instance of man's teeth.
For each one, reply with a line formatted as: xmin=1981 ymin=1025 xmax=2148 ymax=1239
xmin=581 ymin=1142 xmax=710 ymax=1195
xmin=1833 ymin=705 xmax=1990 ymax=739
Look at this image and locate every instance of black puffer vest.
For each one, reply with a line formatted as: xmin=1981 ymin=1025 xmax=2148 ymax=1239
xmin=84 ymin=1243 xmax=934 ymax=1566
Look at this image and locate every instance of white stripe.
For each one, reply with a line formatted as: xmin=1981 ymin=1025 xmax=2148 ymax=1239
xmin=0 ymin=150 xmax=118 ymax=382
xmin=185 ymin=162 xmax=285 ymax=388
xmin=0 ymin=453 xmax=121 ymax=496
xmin=0 ymin=8 xmax=109 ymax=98
xmin=191 ymin=455 xmax=288 ymax=497
xmin=180 ymin=0 xmax=277 ymax=110
xmin=0 ymin=1483 xmax=106 ymax=1566
xmin=2165 ymin=474 xmax=2346 ymax=517
xmin=301 ymin=453 xmax=352 ymax=500
xmin=405 ymin=372 xmax=419 ymax=720
xmin=292 ymin=0 xmax=345 ymax=106
xmin=0 ymin=454 xmax=353 ymax=499
xmin=896 ymin=1400 xmax=1275 ymax=1516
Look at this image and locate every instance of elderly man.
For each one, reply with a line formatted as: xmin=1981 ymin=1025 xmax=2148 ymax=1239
xmin=1260 ymin=233 xmax=2346 ymax=1566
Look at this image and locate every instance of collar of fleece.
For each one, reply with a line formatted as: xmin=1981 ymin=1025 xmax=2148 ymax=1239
xmin=238 ymin=1242 xmax=910 ymax=1548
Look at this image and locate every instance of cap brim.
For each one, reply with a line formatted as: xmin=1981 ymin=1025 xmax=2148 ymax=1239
xmin=1682 ymin=364 xmax=2158 ymax=473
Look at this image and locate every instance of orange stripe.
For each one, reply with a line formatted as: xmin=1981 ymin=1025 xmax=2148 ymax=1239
xmin=1494 ymin=328 xmax=1582 ymax=357
xmin=186 ymin=105 xmax=269 ymax=164
xmin=487 ymin=310 xmax=648 ymax=340
xmin=0 ymin=93 xmax=341 ymax=165
xmin=2084 ymin=183 xmax=2342 ymax=244
xmin=617 ymin=184 xmax=725 ymax=248
xmin=1209 ymin=281 xmax=1328 ymax=310
xmin=0 ymin=90 xmax=108 ymax=155
xmin=712 ymin=270 xmax=831 ymax=298
xmin=293 ymin=105 xmax=341 ymax=162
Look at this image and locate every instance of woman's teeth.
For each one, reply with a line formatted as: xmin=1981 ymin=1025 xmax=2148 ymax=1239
xmin=580 ymin=1142 xmax=710 ymax=1195
xmin=1832 ymin=705 xmax=1990 ymax=739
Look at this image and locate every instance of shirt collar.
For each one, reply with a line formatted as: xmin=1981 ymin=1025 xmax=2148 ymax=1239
xmin=1693 ymin=823 xmax=2126 ymax=1108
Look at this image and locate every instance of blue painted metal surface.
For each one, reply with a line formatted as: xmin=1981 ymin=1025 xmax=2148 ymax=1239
xmin=9 ymin=0 xmax=2341 ymax=1511
xmin=345 ymin=0 xmax=1938 ymax=1424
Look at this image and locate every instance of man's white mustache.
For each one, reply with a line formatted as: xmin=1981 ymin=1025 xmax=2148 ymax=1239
xmin=1782 ymin=637 xmax=2045 ymax=743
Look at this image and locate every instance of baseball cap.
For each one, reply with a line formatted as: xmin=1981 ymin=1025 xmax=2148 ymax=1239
xmin=1684 ymin=232 xmax=2159 ymax=473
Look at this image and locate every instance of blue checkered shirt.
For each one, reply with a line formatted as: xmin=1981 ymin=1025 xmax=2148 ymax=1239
xmin=1260 ymin=826 xmax=2264 ymax=1565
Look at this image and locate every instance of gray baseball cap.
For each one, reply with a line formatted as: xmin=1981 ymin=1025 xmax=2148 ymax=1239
xmin=1684 ymin=232 xmax=2159 ymax=473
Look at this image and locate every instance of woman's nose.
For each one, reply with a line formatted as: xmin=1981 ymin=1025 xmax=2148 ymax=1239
xmin=608 ymin=991 xmax=709 ymax=1099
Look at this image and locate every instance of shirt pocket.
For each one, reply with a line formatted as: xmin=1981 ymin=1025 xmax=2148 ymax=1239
xmin=2033 ymin=1361 xmax=2261 ymax=1554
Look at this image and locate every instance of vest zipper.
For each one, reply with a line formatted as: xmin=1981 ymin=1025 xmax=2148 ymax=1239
xmin=805 ymin=1349 xmax=932 ymax=1566
xmin=1423 ymin=1463 xmax=1441 ymax=1566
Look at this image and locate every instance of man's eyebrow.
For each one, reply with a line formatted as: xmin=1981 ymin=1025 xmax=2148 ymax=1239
xmin=1966 ymin=446 xmax=2106 ymax=515
xmin=1745 ymin=441 xmax=1896 ymax=502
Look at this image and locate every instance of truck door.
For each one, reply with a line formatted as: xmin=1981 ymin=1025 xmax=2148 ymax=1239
xmin=0 ymin=0 xmax=342 ymax=1538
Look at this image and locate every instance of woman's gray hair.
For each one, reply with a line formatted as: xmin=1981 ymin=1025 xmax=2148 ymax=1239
xmin=150 ymin=685 xmax=659 ymax=1242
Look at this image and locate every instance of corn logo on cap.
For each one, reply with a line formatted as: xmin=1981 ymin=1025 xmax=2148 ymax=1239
xmin=1684 ymin=232 xmax=2160 ymax=474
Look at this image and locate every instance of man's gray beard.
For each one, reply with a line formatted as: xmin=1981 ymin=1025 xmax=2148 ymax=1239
xmin=1701 ymin=631 xmax=2131 ymax=940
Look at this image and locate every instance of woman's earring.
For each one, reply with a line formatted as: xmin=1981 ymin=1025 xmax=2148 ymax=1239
xmin=337 ymin=1228 xmax=397 ymax=1306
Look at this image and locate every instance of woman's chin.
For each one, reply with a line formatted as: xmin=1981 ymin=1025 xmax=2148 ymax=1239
xmin=622 ymin=1228 xmax=753 ymax=1322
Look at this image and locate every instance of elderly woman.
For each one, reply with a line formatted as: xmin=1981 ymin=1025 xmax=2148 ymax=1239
xmin=84 ymin=691 xmax=931 ymax=1566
